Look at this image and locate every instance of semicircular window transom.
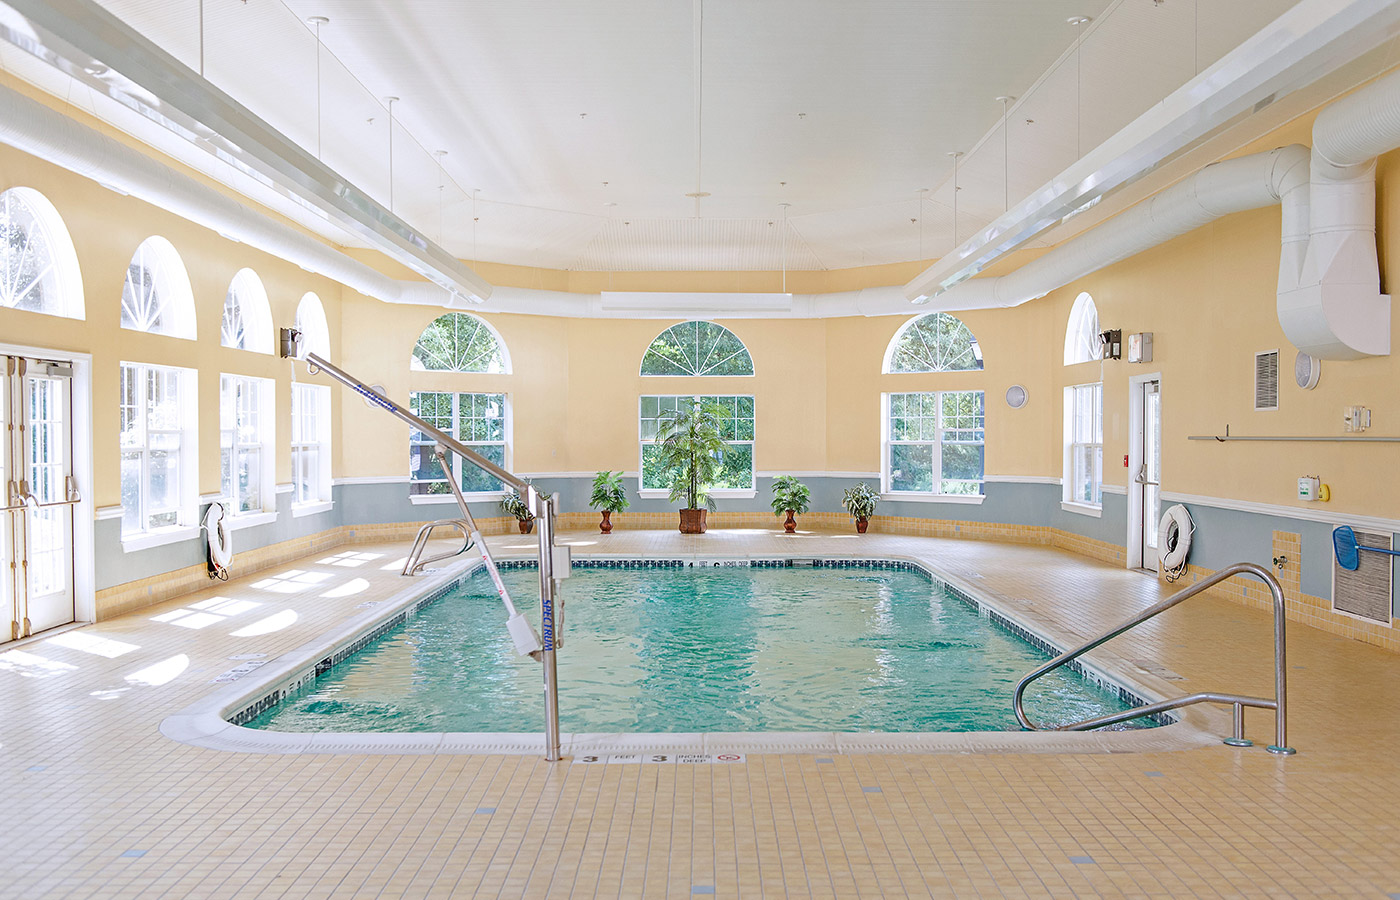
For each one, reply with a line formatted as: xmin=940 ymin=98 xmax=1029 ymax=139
xmin=1064 ymin=292 xmax=1100 ymax=366
xmin=120 ymin=236 xmax=195 ymax=339
xmin=0 ymin=187 xmax=82 ymax=319
xmin=221 ymin=268 xmax=272 ymax=353
xmin=886 ymin=313 xmax=982 ymax=373
xmin=411 ymin=312 xmax=508 ymax=373
xmin=640 ymin=321 xmax=754 ymax=377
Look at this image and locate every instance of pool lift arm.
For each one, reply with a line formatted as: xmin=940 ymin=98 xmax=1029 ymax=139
xmin=279 ymin=328 xmax=566 ymax=762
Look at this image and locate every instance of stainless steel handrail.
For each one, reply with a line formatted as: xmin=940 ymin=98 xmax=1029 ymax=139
xmin=1013 ymin=561 xmax=1295 ymax=755
xmin=402 ymin=519 xmax=474 ymax=576
xmin=282 ymin=331 xmax=564 ymax=762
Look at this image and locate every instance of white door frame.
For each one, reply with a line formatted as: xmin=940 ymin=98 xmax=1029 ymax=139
xmin=0 ymin=340 xmax=94 ymax=628
xmin=1126 ymin=371 xmax=1161 ymax=571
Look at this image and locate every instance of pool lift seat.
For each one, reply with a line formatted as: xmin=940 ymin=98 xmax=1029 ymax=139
xmin=279 ymin=326 xmax=567 ymax=762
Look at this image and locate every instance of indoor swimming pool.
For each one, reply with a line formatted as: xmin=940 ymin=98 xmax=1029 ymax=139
xmin=247 ymin=560 xmax=1155 ymax=735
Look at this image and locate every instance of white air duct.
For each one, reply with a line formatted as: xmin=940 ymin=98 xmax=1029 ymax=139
xmin=923 ymin=66 xmax=1400 ymax=360
xmin=1277 ymin=70 xmax=1399 ymax=358
xmin=921 ymin=145 xmax=1311 ymax=313
xmin=0 ymin=83 xmax=465 ymax=308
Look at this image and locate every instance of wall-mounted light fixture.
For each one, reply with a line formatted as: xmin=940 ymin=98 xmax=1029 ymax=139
xmin=1099 ymin=328 xmax=1122 ymax=360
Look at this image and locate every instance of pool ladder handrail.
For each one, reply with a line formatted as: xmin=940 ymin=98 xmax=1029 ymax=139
xmin=402 ymin=519 xmax=474 ymax=576
xmin=1013 ymin=561 xmax=1296 ymax=755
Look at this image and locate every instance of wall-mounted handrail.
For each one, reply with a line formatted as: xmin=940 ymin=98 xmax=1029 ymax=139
xmin=281 ymin=331 xmax=562 ymax=762
xmin=1013 ymin=561 xmax=1295 ymax=754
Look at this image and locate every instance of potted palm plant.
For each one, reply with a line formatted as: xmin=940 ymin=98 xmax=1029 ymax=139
xmin=842 ymin=482 xmax=879 ymax=534
xmin=589 ymin=470 xmax=630 ymax=534
xmin=500 ymin=483 xmax=536 ymax=534
xmin=654 ymin=400 xmax=729 ymax=534
xmin=770 ymin=475 xmax=812 ymax=534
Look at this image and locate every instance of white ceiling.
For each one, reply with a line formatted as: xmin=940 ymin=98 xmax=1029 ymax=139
xmin=73 ymin=0 xmax=1298 ymax=272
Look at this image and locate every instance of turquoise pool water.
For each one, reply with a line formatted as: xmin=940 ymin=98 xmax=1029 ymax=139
xmin=249 ymin=563 xmax=1150 ymax=734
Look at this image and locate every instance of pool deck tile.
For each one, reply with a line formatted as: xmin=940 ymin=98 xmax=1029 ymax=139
xmin=1 ymin=527 xmax=1398 ymax=897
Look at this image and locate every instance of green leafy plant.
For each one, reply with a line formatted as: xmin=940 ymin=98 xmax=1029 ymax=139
xmin=654 ymin=400 xmax=730 ymax=511
xmin=500 ymin=482 xmax=535 ymax=522
xmin=589 ymin=470 xmax=630 ymax=513
xmin=842 ymin=482 xmax=879 ymax=519
xmin=770 ymin=475 xmax=812 ymax=516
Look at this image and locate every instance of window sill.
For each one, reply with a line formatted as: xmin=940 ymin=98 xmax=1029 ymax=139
xmin=1061 ymin=501 xmax=1103 ymax=518
xmin=637 ymin=489 xmax=757 ymax=501
xmin=879 ymin=492 xmax=985 ymax=505
xmin=292 ymin=501 xmax=335 ymax=519
xmin=410 ymin=492 xmax=506 ymax=505
xmin=223 ymin=511 xmax=278 ymax=531
xmin=121 ymin=524 xmax=201 ymax=553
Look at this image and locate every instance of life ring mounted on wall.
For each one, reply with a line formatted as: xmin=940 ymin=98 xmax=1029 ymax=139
xmin=1157 ymin=504 xmax=1194 ymax=582
xmin=203 ymin=501 xmax=233 ymax=581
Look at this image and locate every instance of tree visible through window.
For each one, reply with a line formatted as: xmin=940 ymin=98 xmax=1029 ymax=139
xmin=640 ymin=321 xmax=754 ymax=376
xmin=885 ymin=313 xmax=982 ymax=373
xmin=411 ymin=313 xmax=508 ymax=372
xmin=885 ymin=391 xmax=985 ymax=494
xmin=639 ymin=395 xmax=755 ymax=490
xmin=408 ymin=392 xmax=508 ymax=494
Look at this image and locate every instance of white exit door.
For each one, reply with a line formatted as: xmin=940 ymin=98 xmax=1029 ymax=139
xmin=3 ymin=355 xmax=77 ymax=642
xmin=1134 ymin=379 xmax=1162 ymax=571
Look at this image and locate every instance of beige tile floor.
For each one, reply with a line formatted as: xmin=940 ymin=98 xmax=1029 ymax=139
xmin=2 ymin=527 xmax=1399 ymax=898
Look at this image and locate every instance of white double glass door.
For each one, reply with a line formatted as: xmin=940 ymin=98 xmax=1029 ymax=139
xmin=3 ymin=356 xmax=76 ymax=643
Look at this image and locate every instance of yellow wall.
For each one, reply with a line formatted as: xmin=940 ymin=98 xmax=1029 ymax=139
xmin=5 ymin=69 xmax=1400 ymax=533
xmin=0 ymin=140 xmax=345 ymax=508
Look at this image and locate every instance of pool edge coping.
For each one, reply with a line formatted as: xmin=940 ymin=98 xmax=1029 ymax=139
xmin=160 ymin=551 xmax=1230 ymax=757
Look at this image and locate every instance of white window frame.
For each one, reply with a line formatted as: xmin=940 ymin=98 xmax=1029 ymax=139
xmin=880 ymin=391 xmax=986 ymax=503
xmin=1063 ymin=381 xmax=1104 ymax=516
xmin=1064 ymin=292 xmax=1100 ymax=366
xmin=637 ymin=394 xmax=757 ymax=499
xmin=219 ymin=374 xmax=276 ymax=527
xmin=407 ymin=391 xmax=511 ymax=504
xmin=291 ymin=383 xmax=333 ymax=517
xmin=119 ymin=361 xmax=199 ymax=550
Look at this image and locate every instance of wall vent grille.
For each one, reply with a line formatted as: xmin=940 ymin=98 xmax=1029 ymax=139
xmin=1254 ymin=350 xmax=1279 ymax=411
xmin=1333 ymin=529 xmax=1393 ymax=625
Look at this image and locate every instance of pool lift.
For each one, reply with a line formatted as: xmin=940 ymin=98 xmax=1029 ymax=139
xmin=279 ymin=327 xmax=567 ymax=761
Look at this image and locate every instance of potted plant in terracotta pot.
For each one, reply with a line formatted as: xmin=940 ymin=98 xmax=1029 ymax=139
xmin=654 ymin=399 xmax=728 ymax=534
xmin=589 ymin=470 xmax=630 ymax=534
xmin=500 ymin=484 xmax=536 ymax=534
xmin=770 ymin=475 xmax=811 ymax=534
xmin=842 ymin=482 xmax=879 ymax=534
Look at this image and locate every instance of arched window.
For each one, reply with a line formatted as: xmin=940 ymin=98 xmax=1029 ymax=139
xmin=639 ymin=321 xmax=754 ymax=376
xmin=0 ymin=187 xmax=84 ymax=319
xmin=410 ymin=312 xmax=509 ymax=373
xmin=120 ymin=236 xmax=196 ymax=339
xmin=295 ymin=292 xmax=330 ymax=358
xmin=220 ymin=268 xmax=273 ymax=353
xmin=883 ymin=313 xmax=982 ymax=373
xmin=1064 ymin=292 xmax=1100 ymax=365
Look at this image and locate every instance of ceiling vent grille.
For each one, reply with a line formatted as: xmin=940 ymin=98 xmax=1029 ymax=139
xmin=1254 ymin=350 xmax=1279 ymax=411
xmin=1333 ymin=529 xmax=1394 ymax=625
